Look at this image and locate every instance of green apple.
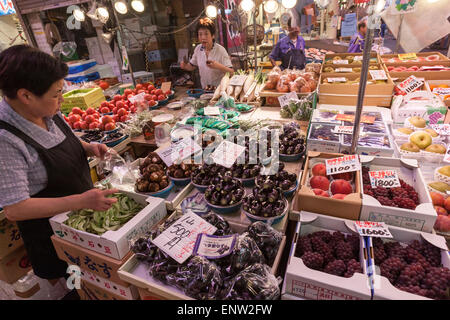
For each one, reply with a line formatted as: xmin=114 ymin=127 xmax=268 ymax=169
xmin=425 ymin=128 xmax=439 ymax=138
xmin=425 ymin=144 xmax=446 ymax=154
xmin=438 ymin=166 xmax=450 ymax=177
xmin=397 ymin=127 xmax=414 ymax=135
xmin=408 ymin=116 xmax=427 ymax=128
xmin=400 ymin=142 xmax=420 ymax=153
xmin=409 ymin=131 xmax=432 ymax=149
xmin=429 ymin=182 xmax=450 ymax=193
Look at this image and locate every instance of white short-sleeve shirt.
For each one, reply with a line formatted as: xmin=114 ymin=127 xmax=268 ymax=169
xmin=190 ymin=43 xmax=233 ymax=89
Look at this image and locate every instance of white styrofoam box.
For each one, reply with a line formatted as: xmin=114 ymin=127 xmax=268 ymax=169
xmin=50 ymin=192 xmax=167 ymax=260
xmin=284 ymin=212 xmax=372 ymax=300
xmin=392 ymin=138 xmax=447 ymax=164
xmin=80 ymin=269 xmax=139 ymax=300
xmin=359 ymin=156 xmax=436 ymax=233
xmin=307 ymin=123 xmax=342 ymax=153
xmin=366 ymin=226 xmax=449 ymax=300
xmin=122 ymin=71 xmax=155 ymax=84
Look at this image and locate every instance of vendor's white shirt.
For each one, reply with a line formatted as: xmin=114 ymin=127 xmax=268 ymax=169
xmin=190 ymin=43 xmax=233 ymax=89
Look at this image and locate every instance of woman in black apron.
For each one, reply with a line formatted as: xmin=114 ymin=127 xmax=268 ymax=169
xmin=0 ymin=45 xmax=117 ymax=280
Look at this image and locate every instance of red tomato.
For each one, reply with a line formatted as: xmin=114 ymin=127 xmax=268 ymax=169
xmin=81 ymin=113 xmax=87 ymax=121
xmin=68 ymin=112 xmax=74 ymax=117
xmin=142 ymin=83 xmax=149 ymax=89
xmin=72 ymin=107 xmax=83 ymax=115
xmin=135 ymin=84 xmax=143 ymax=91
xmin=99 ymin=123 xmax=105 ymax=131
xmin=130 ymin=107 xmax=137 ymax=113
xmin=137 ymin=89 xmax=146 ymax=94
xmin=165 ymin=90 xmax=171 ymax=95
xmin=100 ymin=101 xmax=110 ymax=109
xmin=148 ymin=85 xmax=155 ymax=92
xmin=101 ymin=115 xmax=114 ymax=125
xmin=112 ymin=107 xmax=118 ymax=114
xmin=93 ymin=113 xmax=100 ymax=119
xmin=86 ymin=108 xmax=95 ymax=115
xmin=120 ymin=115 xmax=128 ymax=122
xmin=89 ymin=122 xmax=99 ymax=130
xmin=144 ymin=94 xmax=152 ymax=101
xmin=63 ymin=115 xmax=70 ymax=123
xmin=117 ymin=108 xmax=128 ymax=117
xmin=149 ymin=100 xmax=156 ymax=106
xmin=116 ymin=101 xmax=125 ymax=109
xmin=105 ymin=122 xmax=116 ymax=131
xmin=124 ymin=89 xmax=133 ymax=96
xmin=155 ymin=89 xmax=163 ymax=96
xmin=157 ymin=95 xmax=166 ymax=101
xmin=151 ymin=95 xmax=158 ymax=101
xmin=73 ymin=121 xmax=82 ymax=130
xmin=80 ymin=121 xmax=89 ymax=130
xmin=113 ymin=95 xmax=122 ymax=102
xmin=100 ymin=107 xmax=110 ymax=114
xmin=69 ymin=114 xmax=81 ymax=123
xmin=109 ymin=103 xmax=116 ymax=109
xmin=85 ymin=115 xmax=96 ymax=124
xmin=99 ymin=81 xmax=109 ymax=90
xmin=113 ymin=115 xmax=120 ymax=122
xmin=150 ymin=89 xmax=156 ymax=95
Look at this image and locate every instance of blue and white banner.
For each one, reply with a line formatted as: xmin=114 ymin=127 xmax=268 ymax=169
xmin=0 ymin=0 xmax=16 ymax=16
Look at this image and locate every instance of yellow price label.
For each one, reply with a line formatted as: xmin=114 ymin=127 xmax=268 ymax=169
xmin=398 ymin=53 xmax=417 ymax=60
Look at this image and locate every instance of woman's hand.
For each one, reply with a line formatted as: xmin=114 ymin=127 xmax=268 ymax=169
xmin=85 ymin=143 xmax=108 ymax=159
xmin=80 ymin=188 xmax=118 ymax=211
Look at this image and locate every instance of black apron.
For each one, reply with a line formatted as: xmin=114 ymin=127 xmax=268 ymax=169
xmin=281 ymin=38 xmax=306 ymax=70
xmin=0 ymin=115 xmax=93 ymax=279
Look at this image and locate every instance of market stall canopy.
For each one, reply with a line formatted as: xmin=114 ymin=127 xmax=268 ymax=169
xmin=380 ymin=0 xmax=450 ymax=53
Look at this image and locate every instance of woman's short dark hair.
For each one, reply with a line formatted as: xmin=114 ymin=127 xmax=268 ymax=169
xmin=196 ymin=18 xmax=216 ymax=37
xmin=0 ymin=45 xmax=68 ymax=99
xmin=358 ymin=21 xmax=367 ymax=30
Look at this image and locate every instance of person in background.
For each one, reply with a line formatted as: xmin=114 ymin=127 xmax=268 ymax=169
xmin=269 ymin=17 xmax=306 ymax=70
xmin=380 ymin=19 xmax=387 ymax=38
xmin=180 ymin=18 xmax=233 ymax=89
xmin=348 ymin=20 xmax=367 ymax=53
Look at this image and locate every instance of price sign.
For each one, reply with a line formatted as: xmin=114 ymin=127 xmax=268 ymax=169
xmin=432 ymin=87 xmax=450 ymax=96
xmin=369 ymin=70 xmax=388 ymax=81
xmin=211 ymin=140 xmax=246 ymax=168
xmin=368 ymin=170 xmax=401 ymax=188
xmin=431 ymin=124 xmax=450 ymax=136
xmin=335 ymin=114 xmax=375 ymax=124
xmin=354 ymin=221 xmax=393 ymax=238
xmin=444 ymin=146 xmax=450 ymax=163
xmin=333 ymin=60 xmax=349 ymax=65
xmin=397 ymin=75 xmax=424 ymax=95
xmin=333 ymin=126 xmax=354 ymax=134
xmin=156 ymin=137 xmax=202 ymax=167
xmin=151 ymin=211 xmax=217 ymax=264
xmin=398 ymin=53 xmax=417 ymax=61
xmin=325 ymin=155 xmax=361 ymax=175
xmin=160 ymin=81 xmax=172 ymax=93
xmin=193 ymin=234 xmax=237 ymax=259
xmin=204 ymin=106 xmax=221 ymax=116
xmin=335 ymin=68 xmax=353 ymax=73
xmin=278 ymin=91 xmax=299 ymax=107
xmin=353 ymin=56 xmax=363 ymax=61
xmin=229 ymin=75 xmax=247 ymax=86
xmin=327 ymin=77 xmax=347 ymax=83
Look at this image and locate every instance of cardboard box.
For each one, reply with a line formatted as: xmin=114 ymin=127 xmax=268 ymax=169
xmin=386 ymin=61 xmax=450 ymax=81
xmin=307 ymin=123 xmax=342 ymax=153
xmin=323 ymin=52 xmax=381 ymax=66
xmin=366 ymin=225 xmax=450 ymax=300
xmin=118 ymin=212 xmax=286 ymax=300
xmin=318 ymin=93 xmax=393 ymax=107
xmin=0 ymin=246 xmax=32 ymax=284
xmin=77 ymin=280 xmax=133 ymax=300
xmin=284 ymin=212 xmax=371 ymax=300
xmin=51 ymin=235 xmax=132 ymax=287
xmin=425 ymin=79 xmax=450 ymax=107
xmin=340 ymin=133 xmax=395 ymax=157
xmin=0 ymin=216 xmax=24 ymax=259
xmin=319 ymin=73 xmax=395 ymax=96
xmin=293 ymin=151 xmax=362 ymax=220
xmin=49 ymin=192 xmax=167 ymax=260
xmin=79 ymin=269 xmax=139 ymax=300
xmin=381 ymin=52 xmax=449 ymax=64
xmin=359 ymin=156 xmax=436 ymax=233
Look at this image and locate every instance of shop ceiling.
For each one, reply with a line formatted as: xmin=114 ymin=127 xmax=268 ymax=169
xmin=14 ymin=0 xmax=91 ymax=14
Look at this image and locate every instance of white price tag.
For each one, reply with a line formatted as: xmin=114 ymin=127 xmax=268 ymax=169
xmin=193 ymin=234 xmax=237 ymax=259
xmin=325 ymin=155 xmax=361 ymax=175
xmin=431 ymin=124 xmax=450 ymax=136
xmin=211 ymin=140 xmax=246 ymax=168
xmin=204 ymin=106 xmax=221 ymax=116
xmin=335 ymin=68 xmax=353 ymax=73
xmin=278 ymin=91 xmax=299 ymax=107
xmin=444 ymin=146 xmax=450 ymax=163
xmin=432 ymin=87 xmax=450 ymax=96
xmin=156 ymin=137 xmax=202 ymax=167
xmin=397 ymin=75 xmax=424 ymax=94
xmin=333 ymin=60 xmax=349 ymax=65
xmin=229 ymin=75 xmax=247 ymax=86
xmin=327 ymin=77 xmax=347 ymax=83
xmin=369 ymin=170 xmax=401 ymax=188
xmin=353 ymin=56 xmax=363 ymax=61
xmin=369 ymin=70 xmax=388 ymax=80
xmin=354 ymin=221 xmax=393 ymax=238
xmin=333 ymin=126 xmax=354 ymax=134
xmin=151 ymin=211 xmax=217 ymax=264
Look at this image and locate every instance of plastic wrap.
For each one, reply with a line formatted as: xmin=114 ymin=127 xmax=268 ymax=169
xmin=247 ymin=222 xmax=283 ymax=266
xmin=97 ymin=149 xmax=138 ymax=186
xmin=215 ymin=233 xmax=265 ymax=276
xmin=276 ymin=75 xmax=290 ymax=93
xmin=220 ymin=263 xmax=280 ymax=300
xmin=128 ymin=92 xmax=149 ymax=112
xmin=202 ymin=212 xmax=233 ymax=236
xmin=166 ymin=256 xmax=223 ymax=300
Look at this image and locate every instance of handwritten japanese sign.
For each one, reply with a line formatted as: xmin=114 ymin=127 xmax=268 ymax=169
xmin=211 ymin=140 xmax=246 ymax=168
xmin=325 ymin=155 xmax=361 ymax=175
xmin=156 ymin=137 xmax=202 ymax=167
xmin=369 ymin=170 xmax=401 ymax=188
xmin=354 ymin=221 xmax=393 ymax=238
xmin=333 ymin=126 xmax=354 ymax=134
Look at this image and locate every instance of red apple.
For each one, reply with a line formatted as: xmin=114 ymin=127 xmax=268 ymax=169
xmin=330 ymin=179 xmax=353 ymax=195
xmin=445 ymin=197 xmax=450 ymax=212
xmin=332 ymin=194 xmax=347 ymax=200
xmin=310 ymin=176 xmax=330 ymax=191
xmin=313 ymin=189 xmax=330 ymax=197
xmin=311 ymin=163 xmax=327 ymax=177
xmin=434 ymin=215 xmax=450 ymax=232
xmin=435 ymin=206 xmax=448 ymax=216
xmin=430 ymin=192 xmax=445 ymax=207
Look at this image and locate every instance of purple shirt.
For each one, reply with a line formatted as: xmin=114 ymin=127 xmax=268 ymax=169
xmin=270 ymin=35 xmax=306 ymax=62
xmin=348 ymin=32 xmax=365 ymax=53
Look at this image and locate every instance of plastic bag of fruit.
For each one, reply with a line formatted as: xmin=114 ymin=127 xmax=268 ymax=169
xmin=264 ymin=67 xmax=282 ymax=90
xmin=247 ymin=222 xmax=283 ymax=266
xmin=220 ymin=263 xmax=280 ymax=300
xmin=276 ymin=74 xmax=291 ymax=93
xmin=97 ymin=148 xmax=138 ymax=186
xmin=128 ymin=92 xmax=149 ymax=112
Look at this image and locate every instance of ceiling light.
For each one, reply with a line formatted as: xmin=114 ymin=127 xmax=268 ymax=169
xmin=264 ymin=0 xmax=279 ymax=13
xmin=73 ymin=8 xmax=85 ymax=22
xmin=131 ymin=0 xmax=144 ymax=12
xmin=114 ymin=0 xmax=128 ymax=14
xmin=240 ymin=0 xmax=255 ymax=12
xmin=281 ymin=0 xmax=297 ymax=9
xmin=206 ymin=5 xmax=218 ymax=18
